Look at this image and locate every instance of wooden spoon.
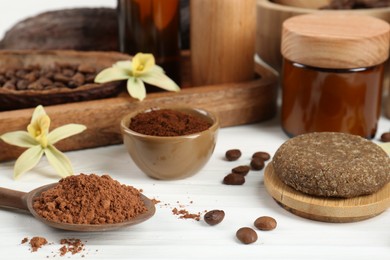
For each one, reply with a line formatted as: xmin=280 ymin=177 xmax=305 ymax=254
xmin=0 ymin=183 xmax=156 ymax=232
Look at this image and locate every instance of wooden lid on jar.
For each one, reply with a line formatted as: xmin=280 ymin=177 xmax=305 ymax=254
xmin=281 ymin=13 xmax=390 ymax=69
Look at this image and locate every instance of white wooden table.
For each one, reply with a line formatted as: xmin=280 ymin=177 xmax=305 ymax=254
xmin=0 ymin=1 xmax=389 ymax=259
xmin=0 ymin=113 xmax=389 ymax=259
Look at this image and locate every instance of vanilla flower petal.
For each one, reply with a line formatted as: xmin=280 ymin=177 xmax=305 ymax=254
xmin=0 ymin=131 xmax=37 ymax=148
xmin=113 ymin=60 xmax=132 ymax=70
xmin=94 ymin=67 xmax=130 ymax=83
xmin=127 ymin=77 xmax=147 ymax=101
xmin=28 ymin=114 xmax=50 ymax=148
xmin=28 ymin=106 xmax=50 ymax=141
xmin=141 ymin=69 xmax=180 ymax=92
xmin=48 ymin=124 xmax=87 ymax=145
xmin=14 ymin=146 xmax=44 ymax=179
xmin=151 ymin=64 xmax=165 ymax=73
xmin=30 ymin=105 xmax=46 ymax=124
xmin=132 ymin=53 xmax=155 ymax=77
xmin=44 ymin=145 xmax=73 ymax=178
xmin=28 ymin=114 xmax=50 ymax=138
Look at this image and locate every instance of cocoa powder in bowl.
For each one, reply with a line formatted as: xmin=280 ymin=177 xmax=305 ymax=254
xmin=129 ymin=109 xmax=212 ymax=136
xmin=33 ymin=174 xmax=147 ymax=224
xmin=121 ymin=107 xmax=219 ymax=180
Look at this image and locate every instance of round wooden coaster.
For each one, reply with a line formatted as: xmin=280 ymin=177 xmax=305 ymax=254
xmin=263 ymin=164 xmax=390 ymax=223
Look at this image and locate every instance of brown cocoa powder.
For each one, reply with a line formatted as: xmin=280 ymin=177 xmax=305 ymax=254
xmin=29 ymin=236 xmax=48 ymax=252
xmin=22 ymin=236 xmax=87 ymax=257
xmin=129 ymin=109 xmax=211 ymax=136
xmin=157 ymin=198 xmax=204 ymax=221
xmin=33 ymin=174 xmax=147 ymax=224
xmin=59 ymin=238 xmax=84 ymax=256
xmin=172 ymin=207 xmax=201 ymax=221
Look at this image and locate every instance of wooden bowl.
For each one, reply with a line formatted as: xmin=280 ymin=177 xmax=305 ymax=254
xmin=0 ymin=50 xmax=131 ymax=111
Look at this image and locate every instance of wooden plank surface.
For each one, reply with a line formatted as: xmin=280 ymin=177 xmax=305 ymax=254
xmin=0 ymin=66 xmax=278 ymax=161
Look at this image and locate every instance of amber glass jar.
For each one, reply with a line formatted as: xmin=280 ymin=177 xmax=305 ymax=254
xmin=117 ymin=0 xmax=181 ymax=85
xmin=281 ymin=13 xmax=390 ymax=138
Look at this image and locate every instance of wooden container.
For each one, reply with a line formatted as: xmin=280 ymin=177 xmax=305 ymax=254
xmin=256 ymin=0 xmax=390 ymax=75
xmin=0 ymin=52 xmax=278 ymax=162
xmin=280 ymin=13 xmax=390 ymax=138
xmin=190 ymin=0 xmax=256 ymax=86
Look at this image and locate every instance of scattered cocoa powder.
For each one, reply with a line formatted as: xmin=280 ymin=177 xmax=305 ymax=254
xmin=172 ymin=207 xmax=201 ymax=221
xmin=29 ymin=236 xmax=48 ymax=252
xmin=151 ymin=198 xmax=161 ymax=205
xmin=22 ymin=236 xmax=87 ymax=257
xmin=59 ymin=238 xmax=84 ymax=256
xmin=129 ymin=109 xmax=212 ymax=136
xmin=156 ymin=198 xmax=204 ymax=221
xmin=33 ymin=174 xmax=147 ymax=224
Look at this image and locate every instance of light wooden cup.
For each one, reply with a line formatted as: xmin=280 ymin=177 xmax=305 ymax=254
xmin=190 ymin=0 xmax=256 ymax=86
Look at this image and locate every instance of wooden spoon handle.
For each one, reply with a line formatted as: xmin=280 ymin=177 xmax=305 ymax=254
xmin=0 ymin=187 xmax=28 ymax=211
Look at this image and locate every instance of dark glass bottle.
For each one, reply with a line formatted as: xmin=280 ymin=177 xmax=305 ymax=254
xmin=117 ymin=0 xmax=181 ymax=85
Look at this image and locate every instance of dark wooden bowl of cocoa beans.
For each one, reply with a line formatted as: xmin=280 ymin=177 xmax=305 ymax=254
xmin=0 ymin=50 xmax=131 ymax=111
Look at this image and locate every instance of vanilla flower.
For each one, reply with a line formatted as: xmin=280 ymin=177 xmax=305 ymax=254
xmin=0 ymin=105 xmax=86 ymax=179
xmin=94 ymin=53 xmax=180 ymax=101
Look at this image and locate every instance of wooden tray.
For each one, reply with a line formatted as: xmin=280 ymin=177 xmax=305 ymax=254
xmin=264 ymin=164 xmax=390 ymax=223
xmin=0 ymin=55 xmax=278 ymax=162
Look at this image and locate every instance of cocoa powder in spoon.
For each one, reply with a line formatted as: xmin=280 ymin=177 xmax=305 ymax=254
xmin=33 ymin=174 xmax=147 ymax=224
